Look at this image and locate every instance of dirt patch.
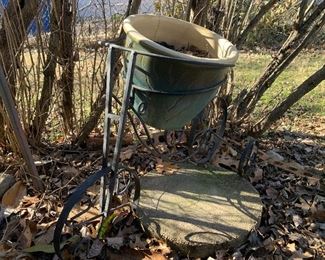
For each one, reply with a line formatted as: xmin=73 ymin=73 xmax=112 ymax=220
xmin=157 ymin=41 xmax=211 ymax=58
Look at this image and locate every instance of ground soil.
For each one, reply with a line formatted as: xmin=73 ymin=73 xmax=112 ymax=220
xmin=0 ymin=115 xmax=324 ymax=259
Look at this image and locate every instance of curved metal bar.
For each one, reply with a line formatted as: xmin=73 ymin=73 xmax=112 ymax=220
xmin=190 ymin=98 xmax=228 ymax=164
xmin=54 ymin=40 xmax=231 ymax=259
xmin=116 ymin=168 xmax=140 ymax=202
xmin=238 ymin=139 xmax=258 ymax=176
xmin=54 ymin=167 xmax=111 ymax=259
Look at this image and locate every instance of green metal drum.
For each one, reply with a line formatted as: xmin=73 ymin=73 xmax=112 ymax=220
xmin=123 ymin=15 xmax=238 ymax=130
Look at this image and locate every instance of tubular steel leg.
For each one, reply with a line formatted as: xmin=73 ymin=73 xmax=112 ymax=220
xmin=101 ymin=50 xmax=137 ymax=216
xmin=100 ymin=47 xmax=115 ymax=215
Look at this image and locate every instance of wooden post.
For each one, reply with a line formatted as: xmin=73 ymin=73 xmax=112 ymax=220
xmin=0 ymin=67 xmax=44 ymax=191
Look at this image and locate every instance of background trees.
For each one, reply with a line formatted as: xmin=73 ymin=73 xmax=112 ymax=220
xmin=0 ymin=0 xmax=324 ymax=152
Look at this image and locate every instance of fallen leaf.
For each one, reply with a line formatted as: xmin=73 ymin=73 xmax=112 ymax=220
xmin=21 ymin=196 xmax=41 ymax=207
xmin=311 ymin=195 xmax=325 ymax=221
xmin=61 ymin=166 xmax=79 ymax=178
xmin=24 ymin=244 xmax=56 ymax=254
xmin=304 ymin=147 xmax=312 ymax=153
xmin=265 ymin=187 xmax=279 ymax=199
xmin=23 ymin=235 xmax=80 ymax=253
xmin=149 ymin=240 xmax=171 ymax=255
xmin=1 ymin=217 xmax=21 ymax=242
xmin=129 ymin=234 xmax=149 ymax=249
xmin=155 ymin=161 xmax=179 ymax=175
xmin=106 ymin=237 xmax=125 ymax=249
xmin=263 ymin=237 xmax=275 ymax=252
xmin=228 ymin=146 xmax=238 ymax=157
xmin=268 ymin=208 xmax=277 ymax=225
xmin=87 ymin=184 xmax=101 ymax=197
xmin=211 ymin=154 xmax=239 ymax=170
xmin=34 ymin=224 xmax=56 ymax=245
xmin=292 ymin=214 xmax=303 ymax=227
xmin=285 ymin=242 xmax=297 ymax=253
xmin=19 ymin=219 xmax=37 ymax=249
xmin=88 ymin=239 xmax=104 ymax=258
xmin=0 ymin=241 xmax=18 ymax=259
xmin=266 ymin=150 xmax=284 ymax=161
xmin=250 ymin=167 xmax=263 ymax=183
xmin=291 ymin=248 xmax=314 ymax=259
xmin=1 ymin=181 xmax=27 ymax=208
xmin=120 ymin=146 xmax=137 ymax=161
xmin=106 ymin=247 xmax=167 ymax=260
xmin=144 ymin=252 xmax=167 ymax=260
xmin=68 ymin=204 xmax=100 ymax=223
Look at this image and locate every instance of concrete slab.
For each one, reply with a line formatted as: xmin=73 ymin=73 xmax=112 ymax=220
xmin=138 ymin=164 xmax=263 ymax=258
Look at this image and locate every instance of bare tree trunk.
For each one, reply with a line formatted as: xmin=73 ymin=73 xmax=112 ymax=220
xmin=0 ymin=0 xmax=40 ymax=87
xmin=31 ymin=0 xmax=77 ymax=141
xmin=59 ymin=0 xmax=76 ymax=134
xmin=130 ymin=0 xmax=141 ymax=14
xmin=205 ymin=0 xmax=279 ymax=108
xmin=236 ymin=0 xmax=279 ymax=48
xmin=75 ymin=0 xmax=142 ymax=146
xmin=0 ymin=0 xmax=40 ymax=145
xmin=190 ymin=0 xmax=210 ymax=26
xmin=251 ymin=65 xmax=325 ymax=136
xmin=30 ymin=1 xmax=61 ymax=142
xmin=232 ymin=4 xmax=325 ymax=124
xmin=206 ymin=0 xmax=225 ymax=34
xmin=185 ymin=0 xmax=194 ymax=21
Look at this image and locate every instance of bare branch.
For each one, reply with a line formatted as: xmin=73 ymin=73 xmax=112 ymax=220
xmin=236 ymin=0 xmax=280 ymax=48
xmin=232 ymin=9 xmax=325 ymax=123
xmin=251 ymin=64 xmax=325 ymax=136
xmin=75 ymin=0 xmax=142 ymax=145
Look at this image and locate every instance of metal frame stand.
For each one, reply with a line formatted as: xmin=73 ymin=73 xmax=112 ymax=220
xmin=100 ymin=46 xmax=138 ymax=216
xmin=54 ymin=45 xmax=140 ymax=258
xmin=53 ymin=43 xmax=233 ymax=258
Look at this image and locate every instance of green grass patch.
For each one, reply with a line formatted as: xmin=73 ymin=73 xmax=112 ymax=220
xmin=234 ymin=51 xmax=325 ymax=116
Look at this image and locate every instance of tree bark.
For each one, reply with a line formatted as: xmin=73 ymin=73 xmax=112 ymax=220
xmin=251 ymin=65 xmax=325 ymax=136
xmin=75 ymin=0 xmax=142 ymax=146
xmin=236 ymin=0 xmax=279 ymax=48
xmin=30 ymin=1 xmax=61 ymax=142
xmin=59 ymin=0 xmax=76 ymax=134
xmin=232 ymin=5 xmax=325 ymax=123
xmin=0 ymin=0 xmax=40 ymax=144
xmin=206 ymin=0 xmax=225 ymax=34
xmin=190 ymin=0 xmax=210 ymax=26
xmin=0 ymin=0 xmax=40 ymax=86
xmin=31 ymin=0 xmax=77 ymax=141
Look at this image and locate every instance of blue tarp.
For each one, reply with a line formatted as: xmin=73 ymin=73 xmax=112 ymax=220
xmin=0 ymin=0 xmax=152 ymax=34
xmin=1 ymin=0 xmax=50 ymax=34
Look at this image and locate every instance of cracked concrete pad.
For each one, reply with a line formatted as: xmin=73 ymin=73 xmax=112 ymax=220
xmin=138 ymin=164 xmax=263 ymax=258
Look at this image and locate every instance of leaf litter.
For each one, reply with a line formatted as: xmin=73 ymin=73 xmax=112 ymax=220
xmin=0 ymin=118 xmax=324 ymax=259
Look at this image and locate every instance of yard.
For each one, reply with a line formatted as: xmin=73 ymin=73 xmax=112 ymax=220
xmin=235 ymin=50 xmax=325 ymax=117
xmin=0 ymin=1 xmax=325 ymax=259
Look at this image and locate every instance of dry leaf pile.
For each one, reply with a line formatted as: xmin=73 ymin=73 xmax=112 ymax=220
xmin=0 ymin=122 xmax=324 ymax=259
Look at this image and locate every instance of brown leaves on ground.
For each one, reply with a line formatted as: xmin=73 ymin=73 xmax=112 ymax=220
xmin=1 ymin=181 xmax=27 ymax=208
xmin=155 ymin=159 xmax=180 ymax=175
xmin=0 ymin=117 xmax=324 ymax=259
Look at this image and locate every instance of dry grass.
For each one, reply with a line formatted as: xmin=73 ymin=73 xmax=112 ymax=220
xmin=235 ymin=50 xmax=325 ymax=117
